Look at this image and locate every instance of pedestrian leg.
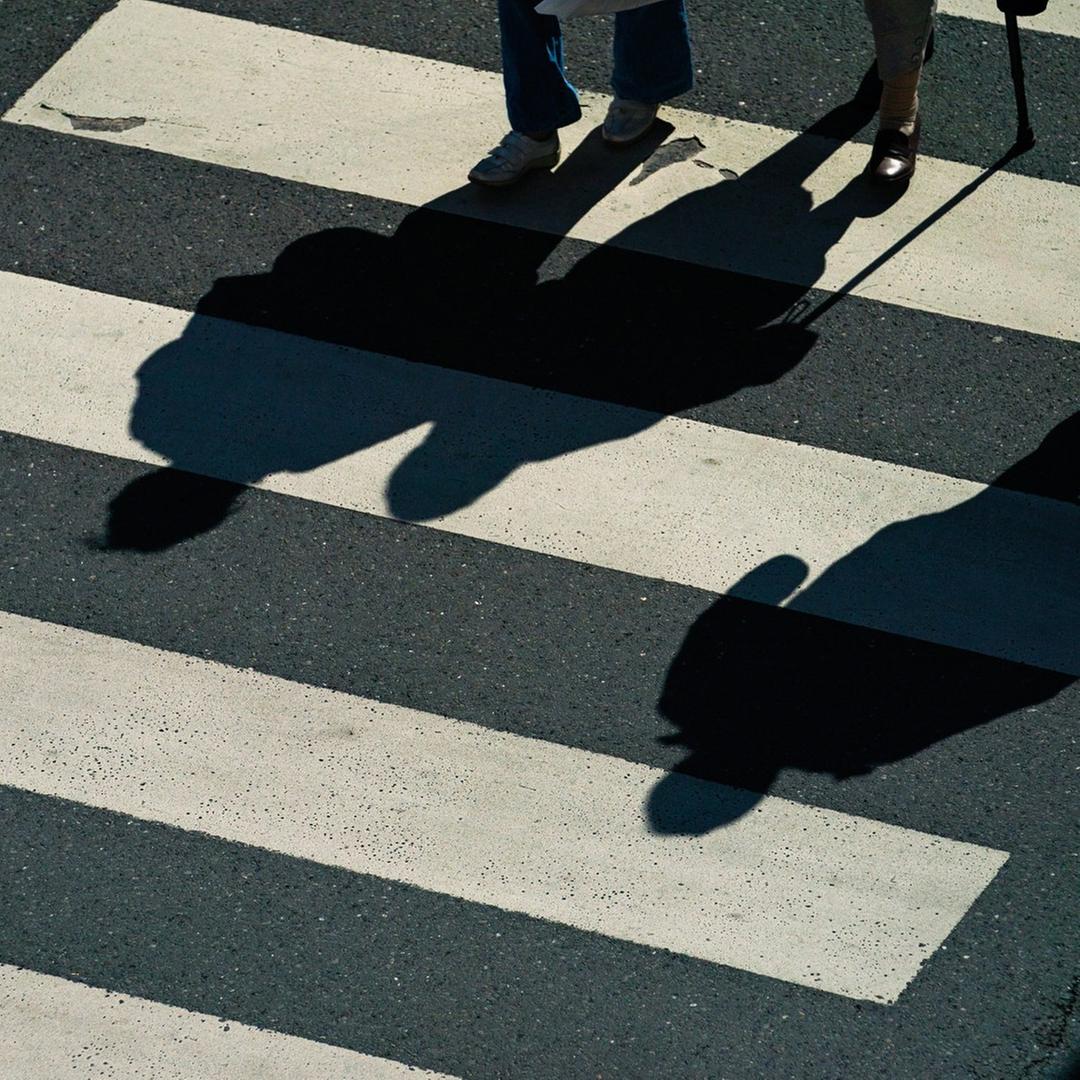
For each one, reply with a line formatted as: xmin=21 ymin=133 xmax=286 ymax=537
xmin=864 ymin=0 xmax=935 ymax=183
xmin=604 ymin=0 xmax=693 ymax=144
xmin=498 ymin=0 xmax=582 ymax=135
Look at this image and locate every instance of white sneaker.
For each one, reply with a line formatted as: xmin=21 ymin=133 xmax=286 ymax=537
xmin=602 ymin=98 xmax=659 ymax=145
xmin=468 ymin=131 xmax=561 ymax=187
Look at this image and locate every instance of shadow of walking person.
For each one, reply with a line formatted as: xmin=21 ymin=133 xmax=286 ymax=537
xmin=102 ymin=125 xmax=669 ymax=550
xmin=649 ymin=413 xmax=1079 ymax=835
xmin=103 ymin=97 xmax=897 ymax=551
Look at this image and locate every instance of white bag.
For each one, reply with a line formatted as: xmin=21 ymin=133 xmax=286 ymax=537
xmin=535 ymin=0 xmax=665 ymax=17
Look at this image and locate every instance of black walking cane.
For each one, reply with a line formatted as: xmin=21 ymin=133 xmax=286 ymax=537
xmin=794 ymin=2 xmax=1052 ymax=330
xmin=998 ymin=0 xmax=1047 ymax=151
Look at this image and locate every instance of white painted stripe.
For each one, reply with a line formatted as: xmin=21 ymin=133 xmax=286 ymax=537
xmin=3 ymin=0 xmax=1077 ymax=343
xmin=939 ymin=0 xmax=1080 ymax=38
xmin=3 ymin=270 xmax=1077 ymax=675
xmin=0 ymin=964 xmax=456 ymax=1079
xmin=0 ymin=612 xmax=1008 ymax=1003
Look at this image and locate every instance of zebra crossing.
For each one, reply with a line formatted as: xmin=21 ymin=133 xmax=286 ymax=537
xmin=6 ymin=0 xmax=1077 ymax=340
xmin=1 ymin=0 xmax=1077 ymax=1077
xmin=938 ymin=0 xmax=1080 ymax=37
xmin=1 ymin=965 xmax=456 ymax=1080
xmin=1 ymin=612 xmax=1010 ymax=1004
xmin=1 ymin=270 xmax=1076 ymax=672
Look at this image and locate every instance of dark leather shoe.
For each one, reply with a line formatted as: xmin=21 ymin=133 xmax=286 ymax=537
xmin=867 ymin=118 xmax=920 ymax=185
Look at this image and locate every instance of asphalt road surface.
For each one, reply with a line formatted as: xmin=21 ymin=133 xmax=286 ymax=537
xmin=0 ymin=1 xmax=1077 ymax=1077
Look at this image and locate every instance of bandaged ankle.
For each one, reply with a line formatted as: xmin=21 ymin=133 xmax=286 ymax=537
xmin=879 ymin=68 xmax=920 ymax=135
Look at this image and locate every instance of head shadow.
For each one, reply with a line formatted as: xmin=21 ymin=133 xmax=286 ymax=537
xmin=648 ymin=413 xmax=1079 ymax=834
xmin=103 ymin=96 xmax=899 ymax=551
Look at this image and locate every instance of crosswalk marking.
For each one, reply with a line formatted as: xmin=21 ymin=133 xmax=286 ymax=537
xmin=0 ymin=611 xmax=1009 ymax=1004
xmin=1 ymin=0 xmax=1077 ymax=1067
xmin=3 ymin=270 xmax=1076 ymax=675
xmin=939 ymin=0 xmax=1080 ymax=37
xmin=0 ymin=964 xmax=457 ymax=1079
xmin=5 ymin=0 xmax=1078 ymax=343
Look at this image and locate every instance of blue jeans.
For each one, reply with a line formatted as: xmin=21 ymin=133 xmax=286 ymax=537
xmin=498 ymin=0 xmax=693 ymax=134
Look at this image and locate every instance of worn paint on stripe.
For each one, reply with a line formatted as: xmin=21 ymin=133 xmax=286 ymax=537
xmin=3 ymin=0 xmax=1077 ymax=343
xmin=1 ymin=270 xmax=1077 ymax=674
xmin=939 ymin=0 xmax=1080 ymax=37
xmin=0 ymin=965 xmax=456 ymax=1079
xmin=0 ymin=612 xmax=1009 ymax=1003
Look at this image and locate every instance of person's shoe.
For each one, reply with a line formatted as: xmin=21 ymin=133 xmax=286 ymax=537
xmin=602 ymin=98 xmax=659 ymax=145
xmin=867 ymin=118 xmax=920 ymax=185
xmin=468 ymin=131 xmax=560 ymax=187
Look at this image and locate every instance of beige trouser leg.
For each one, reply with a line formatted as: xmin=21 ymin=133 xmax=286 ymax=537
xmin=864 ymin=0 xmax=936 ymax=133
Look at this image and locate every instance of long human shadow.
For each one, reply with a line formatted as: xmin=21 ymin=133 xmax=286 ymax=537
xmin=649 ymin=412 xmax=1079 ymax=835
xmin=104 ymin=98 xmax=898 ymax=551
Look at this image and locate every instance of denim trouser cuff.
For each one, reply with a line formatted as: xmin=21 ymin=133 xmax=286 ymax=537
xmin=499 ymin=0 xmax=692 ymax=133
xmin=612 ymin=73 xmax=694 ymax=106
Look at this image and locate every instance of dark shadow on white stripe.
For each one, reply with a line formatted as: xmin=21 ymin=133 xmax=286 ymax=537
xmin=651 ymin=412 xmax=1078 ymax=831
xmin=2 ymin=121 xmax=1072 ymax=487
xmin=2 ymin=428 xmax=1076 ymax=844
xmin=143 ymin=0 xmax=1080 ymax=184
xmin=103 ymin=100 xmax=901 ymax=550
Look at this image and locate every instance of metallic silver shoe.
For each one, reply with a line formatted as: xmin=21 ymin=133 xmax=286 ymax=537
xmin=602 ymin=98 xmax=659 ymax=145
xmin=468 ymin=131 xmax=561 ymax=187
